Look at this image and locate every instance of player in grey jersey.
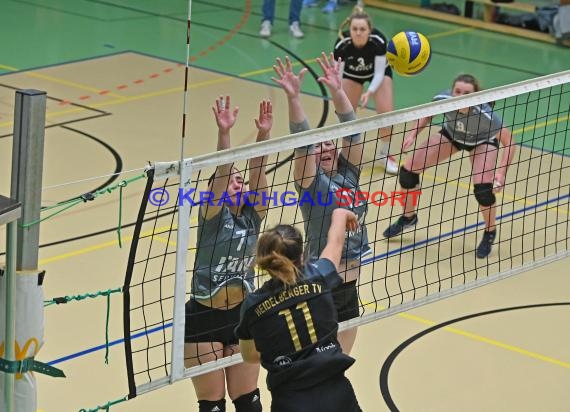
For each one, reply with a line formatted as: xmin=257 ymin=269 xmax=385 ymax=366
xmin=383 ymin=74 xmax=517 ymax=259
xmin=273 ymin=52 xmax=369 ymax=355
xmin=184 ymin=96 xmax=271 ymax=412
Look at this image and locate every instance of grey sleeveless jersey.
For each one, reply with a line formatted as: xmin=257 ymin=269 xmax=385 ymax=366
xmin=434 ymin=90 xmax=504 ymax=146
xmin=191 ymin=204 xmax=261 ymax=300
xmin=295 ymin=154 xmax=371 ymax=261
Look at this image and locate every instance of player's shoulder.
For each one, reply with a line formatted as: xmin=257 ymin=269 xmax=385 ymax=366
xmin=433 ymin=89 xmax=452 ymax=101
xmin=334 ymin=33 xmax=352 ymax=50
xmin=302 ymin=258 xmax=341 ymax=289
xmin=370 ymin=28 xmax=387 ymax=44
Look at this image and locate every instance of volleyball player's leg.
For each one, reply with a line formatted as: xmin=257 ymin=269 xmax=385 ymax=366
xmin=225 ymin=345 xmax=262 ymax=412
xmin=185 ymin=342 xmax=226 ymax=402
xmin=373 ymin=77 xmax=399 ymax=172
xmin=341 ymin=78 xmax=362 ymax=111
xmin=385 ymin=133 xmax=456 ymax=238
xmin=471 ymin=143 xmax=499 ymax=258
xmin=336 ymin=264 xmax=359 ymax=354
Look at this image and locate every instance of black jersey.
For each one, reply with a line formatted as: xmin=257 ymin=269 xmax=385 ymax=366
xmin=235 ymin=258 xmax=355 ymax=392
xmin=334 ymin=29 xmax=387 ymax=81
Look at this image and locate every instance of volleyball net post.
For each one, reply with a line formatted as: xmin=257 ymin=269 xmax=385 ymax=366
xmin=1 ymin=90 xmax=50 ymax=412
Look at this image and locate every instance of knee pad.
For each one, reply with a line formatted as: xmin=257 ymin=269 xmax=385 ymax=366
xmin=233 ymin=388 xmax=262 ymax=412
xmin=199 ymin=399 xmax=226 ymax=412
xmin=399 ymin=166 xmax=420 ymax=189
xmin=473 ymin=183 xmax=496 ymax=206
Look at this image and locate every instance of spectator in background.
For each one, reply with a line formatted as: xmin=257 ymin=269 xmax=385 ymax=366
xmin=260 ymin=0 xmax=304 ymax=38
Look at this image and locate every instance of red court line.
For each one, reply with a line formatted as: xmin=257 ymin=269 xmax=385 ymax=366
xmin=60 ymin=0 xmax=251 ymax=105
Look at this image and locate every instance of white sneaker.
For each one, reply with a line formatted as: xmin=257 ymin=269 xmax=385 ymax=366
xmin=289 ymin=22 xmax=304 ymax=38
xmin=260 ymin=20 xmax=272 ymax=38
xmin=377 ymin=154 xmax=399 ymax=174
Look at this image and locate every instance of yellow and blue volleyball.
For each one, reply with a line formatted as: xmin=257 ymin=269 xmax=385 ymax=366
xmin=386 ymin=31 xmax=431 ymax=76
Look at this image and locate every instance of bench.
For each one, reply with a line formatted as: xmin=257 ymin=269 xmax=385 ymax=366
xmin=364 ymin=0 xmax=570 ymax=45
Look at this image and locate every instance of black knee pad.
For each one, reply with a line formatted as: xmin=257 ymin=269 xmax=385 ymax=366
xmin=199 ymin=399 xmax=226 ymax=412
xmin=399 ymin=166 xmax=420 ymax=189
xmin=473 ymin=183 xmax=496 ymax=206
xmin=233 ymin=388 xmax=262 ymax=412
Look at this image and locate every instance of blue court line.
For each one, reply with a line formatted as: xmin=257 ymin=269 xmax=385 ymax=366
xmin=47 ymin=192 xmax=570 ymax=367
xmin=47 ymin=323 xmax=172 ymax=366
xmin=362 ymin=192 xmax=570 ymax=264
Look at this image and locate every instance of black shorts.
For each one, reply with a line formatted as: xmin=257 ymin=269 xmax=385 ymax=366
xmin=343 ymin=65 xmax=393 ymax=85
xmin=184 ymin=299 xmax=241 ymax=345
xmin=271 ymin=374 xmax=361 ymax=412
xmin=332 ymin=281 xmax=359 ymax=322
xmin=440 ymin=128 xmax=499 ymax=152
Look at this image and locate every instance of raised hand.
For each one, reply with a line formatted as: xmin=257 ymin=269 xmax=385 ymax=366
xmin=316 ymin=52 xmax=342 ymax=93
xmin=212 ymin=95 xmax=239 ymax=133
xmin=255 ymin=100 xmax=273 ymax=140
xmin=272 ymin=56 xmax=307 ymax=99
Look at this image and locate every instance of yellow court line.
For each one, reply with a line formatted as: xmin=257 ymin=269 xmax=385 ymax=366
xmin=429 ymin=27 xmax=475 ymax=39
xmin=26 ymin=72 xmax=126 ymax=99
xmin=361 ymin=302 xmax=570 ymax=369
xmin=39 ymin=237 xmax=129 ymax=265
xmin=0 ymin=63 xmax=18 ymax=71
xmin=513 ymin=113 xmax=570 ymax=135
xmin=397 ymin=312 xmax=570 ymax=369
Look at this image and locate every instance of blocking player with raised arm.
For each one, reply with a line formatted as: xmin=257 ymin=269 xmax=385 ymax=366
xmin=333 ymin=6 xmax=398 ymax=174
xmin=272 ymin=52 xmax=370 ymax=354
xmin=383 ymin=74 xmax=517 ymax=259
xmin=184 ymin=96 xmax=272 ymax=412
xmin=236 ymin=208 xmax=363 ymax=412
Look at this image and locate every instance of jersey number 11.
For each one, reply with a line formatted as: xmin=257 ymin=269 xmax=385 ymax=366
xmin=278 ymin=302 xmax=317 ymax=351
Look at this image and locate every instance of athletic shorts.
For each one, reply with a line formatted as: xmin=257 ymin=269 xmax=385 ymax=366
xmin=343 ymin=65 xmax=393 ymax=85
xmin=332 ymin=280 xmax=359 ymax=322
xmin=440 ymin=128 xmax=499 ymax=152
xmin=184 ymin=298 xmax=241 ymax=345
xmin=271 ymin=374 xmax=362 ymax=412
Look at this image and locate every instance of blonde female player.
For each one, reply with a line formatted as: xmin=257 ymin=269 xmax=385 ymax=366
xmin=333 ymin=6 xmax=398 ymax=174
xmin=236 ymin=209 xmax=362 ymax=412
xmin=383 ymin=74 xmax=517 ymax=259
xmin=273 ymin=52 xmax=371 ymax=354
xmin=184 ymin=96 xmax=272 ymax=412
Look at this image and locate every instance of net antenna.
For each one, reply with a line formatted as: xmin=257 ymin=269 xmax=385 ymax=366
xmin=180 ymin=0 xmax=193 ymax=163
xmin=123 ymin=70 xmax=570 ymax=398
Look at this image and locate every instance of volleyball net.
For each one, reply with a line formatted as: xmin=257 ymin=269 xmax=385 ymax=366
xmin=122 ymin=71 xmax=570 ymax=398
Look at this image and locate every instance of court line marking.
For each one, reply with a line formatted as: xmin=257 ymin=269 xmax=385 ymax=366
xmin=46 ymin=195 xmax=570 ymax=369
xmin=46 ymin=303 xmax=570 ymax=370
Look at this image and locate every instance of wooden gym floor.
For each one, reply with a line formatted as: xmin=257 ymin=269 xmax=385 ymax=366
xmin=0 ymin=1 xmax=569 ymax=411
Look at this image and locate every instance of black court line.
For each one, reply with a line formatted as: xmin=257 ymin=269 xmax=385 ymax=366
xmin=0 ymin=81 xmax=112 ymax=139
xmin=379 ymin=302 xmax=570 ymax=412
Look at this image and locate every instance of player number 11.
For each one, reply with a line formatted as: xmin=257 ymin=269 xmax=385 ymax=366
xmin=278 ymin=302 xmax=317 ymax=351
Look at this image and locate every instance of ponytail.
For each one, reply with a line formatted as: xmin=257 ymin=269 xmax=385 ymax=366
xmin=338 ymin=5 xmax=372 ymax=39
xmin=256 ymin=225 xmax=304 ymax=286
xmin=257 ymin=252 xmax=299 ymax=286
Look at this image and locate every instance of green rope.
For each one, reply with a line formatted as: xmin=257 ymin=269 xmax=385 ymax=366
xmin=117 ymin=181 xmax=126 ymax=248
xmin=105 ymin=292 xmax=111 ymax=364
xmin=44 ymin=287 xmax=122 ymax=307
xmin=79 ymin=395 xmax=128 ymax=412
xmin=21 ymin=173 xmax=146 ymax=229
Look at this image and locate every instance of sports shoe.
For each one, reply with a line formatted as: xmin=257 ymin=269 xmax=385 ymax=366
xmin=377 ymin=154 xmax=399 ymax=174
xmin=289 ymin=22 xmax=304 ymax=38
xmin=383 ymin=215 xmax=418 ymax=238
xmin=259 ymin=20 xmax=272 ymax=38
xmin=303 ymin=0 xmax=319 ymax=7
xmin=322 ymin=1 xmax=338 ymax=12
xmin=476 ymin=230 xmax=496 ymax=259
